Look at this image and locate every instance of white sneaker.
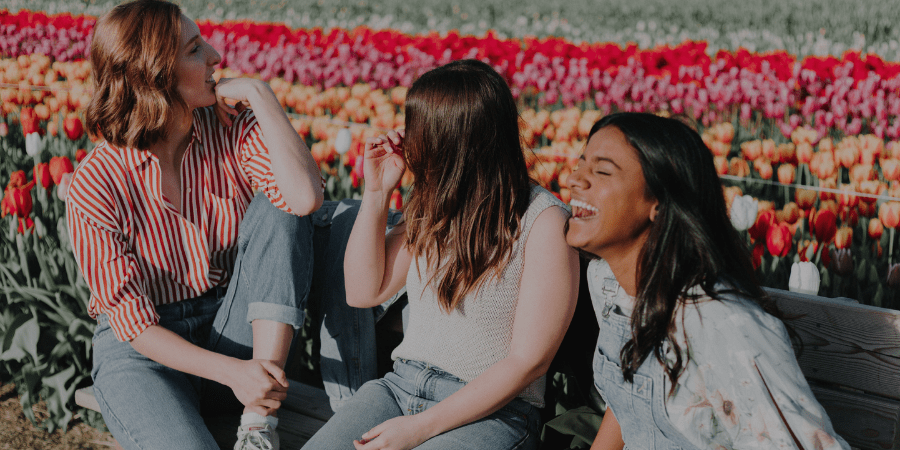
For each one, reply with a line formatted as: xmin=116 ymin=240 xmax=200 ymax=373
xmin=234 ymin=423 xmax=280 ymax=450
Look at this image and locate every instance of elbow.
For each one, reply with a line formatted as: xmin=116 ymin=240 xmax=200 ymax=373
xmin=290 ymin=190 xmax=324 ymax=216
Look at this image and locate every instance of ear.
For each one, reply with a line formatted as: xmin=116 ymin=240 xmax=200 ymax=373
xmin=649 ymin=202 xmax=660 ymax=222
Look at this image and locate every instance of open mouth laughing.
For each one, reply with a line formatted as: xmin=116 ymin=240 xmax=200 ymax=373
xmin=570 ymin=199 xmax=598 ymax=219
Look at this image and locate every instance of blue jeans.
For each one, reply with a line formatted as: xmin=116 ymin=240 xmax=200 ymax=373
xmin=308 ymin=199 xmax=405 ymax=412
xmin=91 ymin=194 xmax=312 ymax=449
xmin=301 ymin=359 xmax=541 ymax=450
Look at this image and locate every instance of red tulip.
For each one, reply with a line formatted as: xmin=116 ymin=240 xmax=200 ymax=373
xmin=2 ymin=183 xmax=35 ymax=218
xmin=829 ymin=248 xmax=853 ymax=276
xmin=798 ymin=240 xmax=818 ymax=262
xmin=33 ymin=162 xmax=52 ymax=189
xmin=75 ymin=148 xmax=88 ymax=163
xmin=390 ymin=189 xmax=403 ymax=209
xmin=766 ymin=222 xmax=792 ymax=257
xmin=752 ymin=242 xmax=766 ymax=269
xmin=63 ymin=113 xmax=84 ymax=141
xmin=20 ymin=107 xmax=41 ymax=136
xmin=17 ymin=217 xmax=35 ymax=235
xmin=49 ymin=156 xmax=74 ymax=185
xmin=813 ymin=209 xmax=837 ymax=243
xmin=748 ymin=209 xmax=775 ymax=241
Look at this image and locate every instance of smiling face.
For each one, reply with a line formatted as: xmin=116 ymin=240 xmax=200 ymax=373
xmin=175 ymin=15 xmax=221 ymax=112
xmin=566 ymin=126 xmax=659 ymax=262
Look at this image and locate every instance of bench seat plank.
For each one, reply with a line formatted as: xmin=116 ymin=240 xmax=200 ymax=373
xmin=810 ymin=384 xmax=900 ymax=450
xmin=75 ymin=381 xmax=333 ymax=450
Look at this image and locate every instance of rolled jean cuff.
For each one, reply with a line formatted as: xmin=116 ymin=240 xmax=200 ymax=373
xmin=247 ymin=302 xmax=305 ymax=329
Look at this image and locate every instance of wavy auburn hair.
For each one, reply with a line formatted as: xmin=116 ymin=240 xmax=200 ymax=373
xmin=403 ymin=59 xmax=533 ymax=313
xmin=84 ymin=0 xmax=185 ymax=149
xmin=588 ymin=113 xmax=784 ymax=393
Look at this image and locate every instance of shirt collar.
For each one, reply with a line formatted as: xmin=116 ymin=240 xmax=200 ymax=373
xmin=121 ymin=112 xmax=204 ymax=172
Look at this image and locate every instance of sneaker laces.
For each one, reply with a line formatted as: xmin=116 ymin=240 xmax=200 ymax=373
xmin=235 ymin=425 xmax=276 ymax=450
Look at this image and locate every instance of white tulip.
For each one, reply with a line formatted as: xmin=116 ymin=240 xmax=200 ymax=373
xmin=729 ymin=195 xmax=758 ymax=231
xmin=335 ymin=128 xmax=352 ymax=155
xmin=25 ymin=132 xmax=42 ymax=157
xmin=57 ymin=173 xmax=74 ymax=202
xmin=789 ymin=261 xmax=820 ymax=295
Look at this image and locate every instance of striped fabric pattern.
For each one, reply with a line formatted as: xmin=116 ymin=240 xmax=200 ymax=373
xmin=66 ymin=107 xmax=309 ymax=342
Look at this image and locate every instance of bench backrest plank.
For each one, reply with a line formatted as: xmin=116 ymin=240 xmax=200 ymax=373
xmin=766 ymin=288 xmax=900 ymax=450
xmin=767 ymin=289 xmax=900 ymax=399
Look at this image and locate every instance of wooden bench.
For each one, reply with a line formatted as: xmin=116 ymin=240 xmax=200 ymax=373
xmin=766 ymin=288 xmax=900 ymax=450
xmin=75 ymin=287 xmax=900 ymax=449
xmin=75 ymin=381 xmax=333 ymax=449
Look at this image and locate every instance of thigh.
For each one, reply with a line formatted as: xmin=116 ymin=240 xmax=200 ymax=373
xmin=416 ymin=402 xmax=539 ymax=450
xmin=301 ymin=379 xmax=404 ymax=450
xmin=91 ymin=319 xmax=218 ymax=450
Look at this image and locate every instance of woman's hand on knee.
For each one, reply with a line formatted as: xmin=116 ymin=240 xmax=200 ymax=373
xmin=224 ymin=359 xmax=289 ymax=415
xmin=353 ymin=415 xmax=432 ymax=450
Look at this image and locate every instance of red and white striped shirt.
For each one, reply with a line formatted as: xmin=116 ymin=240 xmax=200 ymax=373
xmin=66 ymin=107 xmax=308 ymax=342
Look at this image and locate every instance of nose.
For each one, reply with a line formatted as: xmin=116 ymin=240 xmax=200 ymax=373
xmin=567 ymin=164 xmax=588 ymax=190
xmin=207 ymin=43 xmax=222 ymax=67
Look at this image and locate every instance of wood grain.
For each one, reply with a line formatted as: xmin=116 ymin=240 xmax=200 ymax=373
xmin=767 ymin=288 xmax=900 ymax=400
xmin=810 ymin=384 xmax=900 ymax=450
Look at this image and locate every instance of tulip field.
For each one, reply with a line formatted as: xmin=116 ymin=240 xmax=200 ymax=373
xmin=4 ymin=3 xmax=900 ymax=433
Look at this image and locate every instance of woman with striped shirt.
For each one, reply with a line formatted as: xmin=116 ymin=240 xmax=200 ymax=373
xmin=65 ymin=1 xmax=322 ymax=449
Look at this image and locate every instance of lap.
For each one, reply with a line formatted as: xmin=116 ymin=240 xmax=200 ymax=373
xmin=92 ymin=320 xmax=218 ymax=449
xmin=301 ymin=379 xmax=404 ymax=449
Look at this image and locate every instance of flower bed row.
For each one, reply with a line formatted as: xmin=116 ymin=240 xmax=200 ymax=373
xmin=4 ymin=11 xmax=900 ymax=139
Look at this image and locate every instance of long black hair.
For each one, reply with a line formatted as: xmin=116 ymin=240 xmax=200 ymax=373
xmin=589 ymin=113 xmax=781 ymax=392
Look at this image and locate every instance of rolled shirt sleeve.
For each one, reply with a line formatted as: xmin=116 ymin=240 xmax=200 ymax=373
xmin=66 ymin=186 xmax=158 ymax=342
xmin=233 ymin=110 xmax=297 ymax=215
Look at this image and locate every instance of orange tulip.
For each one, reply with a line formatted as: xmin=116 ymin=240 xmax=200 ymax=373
xmin=795 ymin=189 xmax=816 ymax=210
xmin=777 ymin=164 xmax=795 ymax=185
xmin=882 ymin=159 xmax=900 ymax=181
xmin=879 ymin=202 xmax=900 ymax=229
xmin=714 ymin=156 xmax=728 ymax=175
xmin=834 ymin=226 xmax=853 ymax=249
xmin=850 ymin=164 xmax=875 ymax=183
xmin=796 ymin=142 xmax=813 ymax=164
xmin=741 ymin=140 xmax=762 ymax=161
xmin=728 ymin=158 xmax=750 ymax=177
xmin=798 ymin=240 xmax=818 ymax=262
xmin=869 ymin=218 xmax=884 ymax=240
xmin=782 ymin=202 xmax=801 ymax=225
xmin=838 ymin=185 xmax=859 ymax=208
xmin=754 ymin=160 xmax=773 ymax=180
xmin=761 ymin=139 xmax=777 ymax=161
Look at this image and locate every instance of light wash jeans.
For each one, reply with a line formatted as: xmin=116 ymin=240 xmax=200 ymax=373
xmin=301 ymin=359 xmax=541 ymax=450
xmin=307 ymin=199 xmax=406 ymax=412
xmin=91 ymin=194 xmax=312 ymax=449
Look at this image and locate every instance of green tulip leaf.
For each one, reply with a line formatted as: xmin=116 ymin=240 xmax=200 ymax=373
xmin=0 ymin=313 xmax=40 ymax=364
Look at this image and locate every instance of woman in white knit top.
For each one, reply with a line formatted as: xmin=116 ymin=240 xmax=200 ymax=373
xmin=301 ymin=60 xmax=578 ymax=450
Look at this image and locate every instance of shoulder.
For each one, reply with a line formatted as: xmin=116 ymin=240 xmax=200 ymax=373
xmin=679 ymin=293 xmax=793 ymax=363
xmin=527 ymin=184 xmax=569 ymax=214
xmin=67 ymin=142 xmax=129 ymax=225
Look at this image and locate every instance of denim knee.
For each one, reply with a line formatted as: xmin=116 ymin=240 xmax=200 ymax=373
xmin=231 ymin=193 xmax=314 ymax=329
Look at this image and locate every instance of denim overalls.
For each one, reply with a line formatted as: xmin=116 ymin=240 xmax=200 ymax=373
xmin=591 ymin=274 xmax=702 ymax=450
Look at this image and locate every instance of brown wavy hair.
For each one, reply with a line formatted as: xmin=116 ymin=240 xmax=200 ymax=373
xmin=403 ymin=59 xmax=533 ymax=313
xmin=84 ymin=0 xmax=185 ymax=149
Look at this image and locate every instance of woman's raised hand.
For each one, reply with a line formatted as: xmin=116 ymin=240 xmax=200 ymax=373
xmin=212 ymin=77 xmax=268 ymax=127
xmin=364 ymin=129 xmax=406 ymax=195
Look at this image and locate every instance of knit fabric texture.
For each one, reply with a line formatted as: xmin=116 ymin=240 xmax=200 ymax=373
xmin=391 ymin=185 xmax=567 ymax=407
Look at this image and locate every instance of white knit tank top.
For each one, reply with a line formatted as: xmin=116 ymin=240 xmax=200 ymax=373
xmin=391 ymin=185 xmax=567 ymax=407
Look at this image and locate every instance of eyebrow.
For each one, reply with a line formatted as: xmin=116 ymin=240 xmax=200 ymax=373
xmin=183 ymin=34 xmax=201 ymax=51
xmin=579 ymin=155 xmax=622 ymax=170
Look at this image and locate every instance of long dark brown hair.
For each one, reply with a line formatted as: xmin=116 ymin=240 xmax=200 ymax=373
xmin=589 ymin=113 xmax=784 ymax=392
xmin=403 ymin=59 xmax=533 ymax=312
xmin=85 ymin=0 xmax=186 ymax=149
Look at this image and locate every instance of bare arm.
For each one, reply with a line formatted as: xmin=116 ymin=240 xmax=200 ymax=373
xmin=590 ymin=407 xmax=625 ymax=450
xmin=130 ymin=325 xmax=289 ymax=416
xmin=355 ymin=206 xmax=580 ymax=449
xmin=344 ymin=130 xmax=411 ymax=307
xmin=215 ymin=78 xmax=323 ymax=215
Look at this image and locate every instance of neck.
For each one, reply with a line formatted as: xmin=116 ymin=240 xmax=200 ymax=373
xmin=148 ymin=108 xmax=193 ymax=162
xmin=599 ymin=238 xmax=647 ymax=297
